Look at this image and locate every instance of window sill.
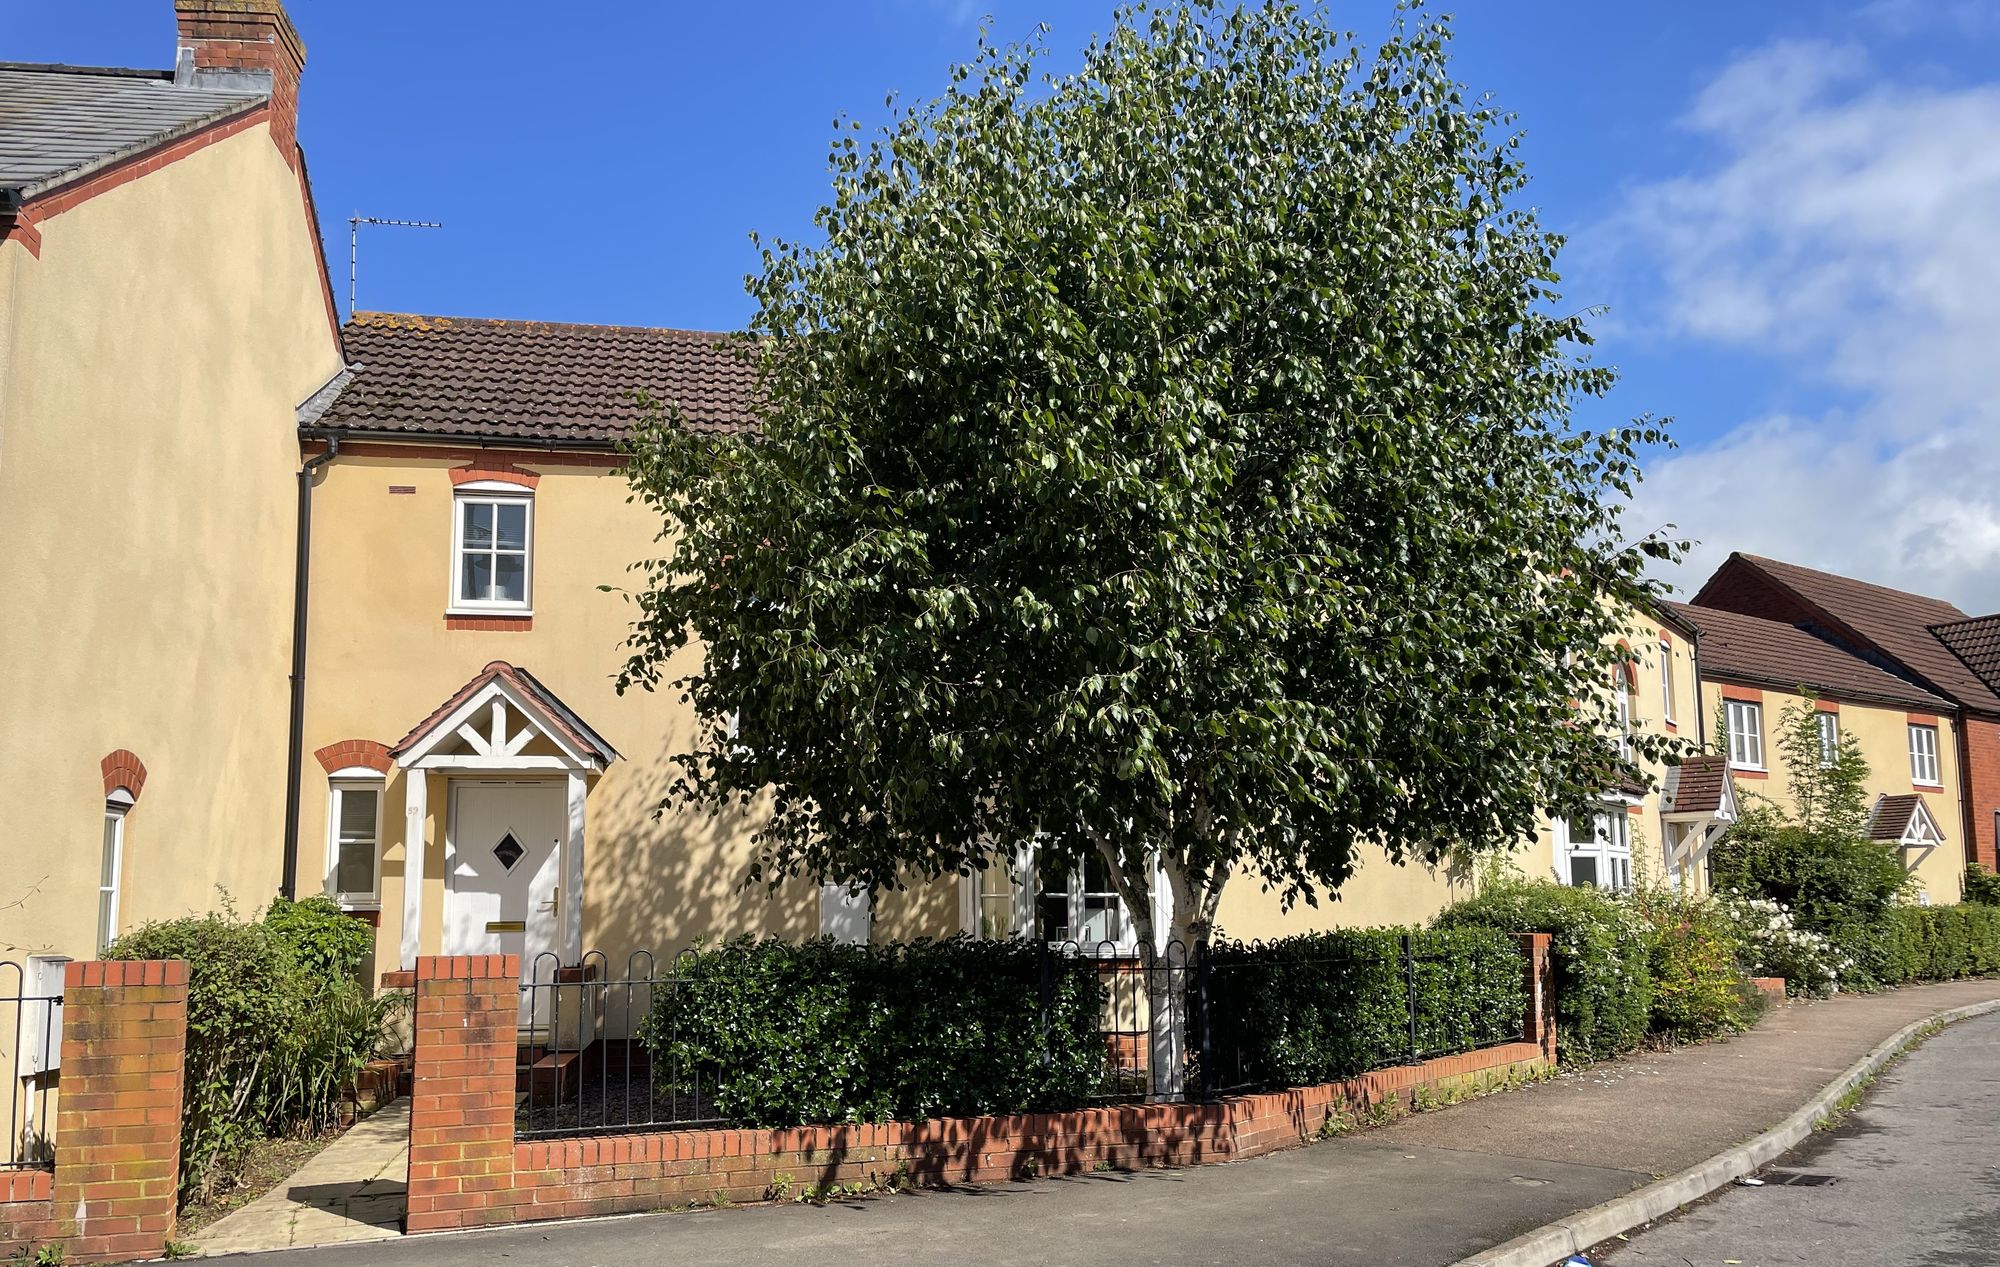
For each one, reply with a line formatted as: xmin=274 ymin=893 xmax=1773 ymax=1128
xmin=446 ymin=606 xmax=534 ymax=619
xmin=1730 ymin=765 xmax=1769 ymax=779
xmin=1913 ymin=781 xmax=1945 ymax=792
xmin=336 ymin=899 xmax=382 ymax=912
xmin=445 ymin=612 xmax=535 ymax=632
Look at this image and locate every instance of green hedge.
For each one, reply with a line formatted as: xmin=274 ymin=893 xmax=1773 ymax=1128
xmin=1871 ymin=904 xmax=2000 ymax=985
xmin=1200 ymin=928 xmax=1525 ymax=1089
xmin=638 ymin=936 xmax=1104 ymax=1127
xmin=108 ymin=896 xmax=400 ymax=1206
xmin=1434 ymin=877 xmax=1652 ymax=1063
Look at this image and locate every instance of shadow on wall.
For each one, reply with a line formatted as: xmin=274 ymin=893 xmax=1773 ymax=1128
xmin=582 ymin=725 xmax=818 ymax=965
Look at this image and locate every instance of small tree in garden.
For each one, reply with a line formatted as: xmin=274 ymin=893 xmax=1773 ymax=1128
xmin=1766 ymin=693 xmax=1871 ymax=839
xmin=618 ymin=1 xmax=1675 ymax=1086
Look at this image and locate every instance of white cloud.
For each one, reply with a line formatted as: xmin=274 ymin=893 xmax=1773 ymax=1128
xmin=1607 ymin=39 xmax=2000 ymax=610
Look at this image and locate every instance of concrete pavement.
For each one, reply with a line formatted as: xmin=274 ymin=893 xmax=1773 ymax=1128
xmin=1599 ymin=1008 xmax=2000 ymax=1267
xmin=200 ymin=979 xmax=2000 ymax=1266
xmin=193 ymin=1101 xmax=408 ymax=1254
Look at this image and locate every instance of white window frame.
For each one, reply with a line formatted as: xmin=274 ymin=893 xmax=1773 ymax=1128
xmin=326 ymin=775 xmax=385 ymax=910
xmin=1557 ymin=807 xmax=1634 ymax=892
xmin=449 ymin=483 xmax=535 ymax=615
xmin=99 ymin=789 xmax=133 ymax=954
xmin=1909 ymin=723 xmax=1941 ymax=786
xmin=1726 ymin=699 xmax=1765 ymax=771
xmin=964 ymin=843 xmax=1146 ymax=956
xmin=1613 ymin=671 xmax=1634 ymax=761
xmin=1658 ymin=640 xmax=1676 ymax=726
xmin=1816 ymin=711 xmax=1840 ymax=768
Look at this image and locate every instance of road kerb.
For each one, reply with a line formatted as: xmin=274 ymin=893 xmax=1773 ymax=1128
xmin=1449 ymin=997 xmax=2000 ymax=1267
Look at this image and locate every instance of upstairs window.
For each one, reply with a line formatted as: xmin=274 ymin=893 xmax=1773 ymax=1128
xmin=1816 ymin=711 xmax=1840 ymax=767
xmin=1613 ymin=672 xmax=1634 ymax=761
xmin=1910 ymin=723 xmax=1941 ymax=786
xmin=1659 ymin=640 xmax=1677 ymax=725
xmin=451 ymin=486 xmax=533 ymax=611
xmin=1726 ymin=699 xmax=1764 ymax=770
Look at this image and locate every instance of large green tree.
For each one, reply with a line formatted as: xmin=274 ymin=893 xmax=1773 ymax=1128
xmin=618 ymin=2 xmax=1673 ymax=990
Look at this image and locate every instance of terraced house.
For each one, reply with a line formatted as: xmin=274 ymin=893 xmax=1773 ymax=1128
xmin=1689 ymin=552 xmax=2000 ymax=894
xmin=0 ymin=0 xmax=1747 ymax=1010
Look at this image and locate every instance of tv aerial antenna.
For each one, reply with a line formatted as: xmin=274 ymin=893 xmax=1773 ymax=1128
xmin=347 ymin=214 xmax=443 ymax=318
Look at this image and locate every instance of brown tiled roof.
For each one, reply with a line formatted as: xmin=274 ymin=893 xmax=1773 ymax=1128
xmin=1866 ymin=793 xmax=1943 ymax=845
xmin=1931 ymin=615 xmax=2000 ymax=696
xmin=318 ymin=312 xmax=760 ymax=445
xmin=1662 ymin=755 xmax=1732 ymax=817
xmin=1695 ymin=553 xmax=2000 ymax=714
xmin=390 ymin=660 xmax=618 ymax=766
xmin=1664 ymin=602 xmax=1951 ymax=711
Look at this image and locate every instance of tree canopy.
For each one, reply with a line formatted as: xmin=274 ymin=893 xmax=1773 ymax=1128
xmin=617 ymin=0 xmax=1676 ymax=948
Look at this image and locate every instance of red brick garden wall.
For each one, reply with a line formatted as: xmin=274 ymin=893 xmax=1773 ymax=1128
xmin=407 ymin=936 xmax=1557 ymax=1233
xmin=0 ymin=961 xmax=188 ymax=1264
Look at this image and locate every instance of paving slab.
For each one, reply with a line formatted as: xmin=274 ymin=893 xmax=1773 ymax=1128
xmin=194 ymin=1099 xmax=408 ymax=1255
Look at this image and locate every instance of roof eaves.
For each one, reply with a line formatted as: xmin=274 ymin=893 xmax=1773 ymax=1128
xmin=1698 ymin=668 xmax=1951 ymax=714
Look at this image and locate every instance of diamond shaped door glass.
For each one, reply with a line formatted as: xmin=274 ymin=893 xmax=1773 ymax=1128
xmin=492 ymin=831 xmax=526 ymax=872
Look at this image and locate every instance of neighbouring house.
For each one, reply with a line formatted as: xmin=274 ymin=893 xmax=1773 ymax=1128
xmin=0 ymin=2 xmax=345 ymax=971
xmin=1665 ymin=600 xmax=1966 ymax=902
xmin=1693 ymin=552 xmax=2000 ymax=878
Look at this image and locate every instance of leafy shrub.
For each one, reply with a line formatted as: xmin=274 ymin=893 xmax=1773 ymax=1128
xmin=1715 ymin=895 xmax=1848 ymax=997
xmin=1435 ymin=875 xmax=1651 ymax=1063
xmin=1873 ymin=904 xmax=2000 ymax=985
xmin=1628 ymin=888 xmax=1760 ymax=1040
xmin=1965 ymin=864 xmax=2000 ymax=907
xmin=264 ymin=895 xmax=373 ymax=981
xmin=1200 ymin=928 xmax=1524 ymax=1089
xmin=1708 ymin=815 xmax=1911 ymax=987
xmin=108 ymin=898 xmax=398 ymax=1205
xmin=638 ymin=936 xmax=1103 ymax=1127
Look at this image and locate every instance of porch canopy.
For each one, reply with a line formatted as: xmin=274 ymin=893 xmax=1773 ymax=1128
xmin=389 ymin=661 xmax=619 ymax=969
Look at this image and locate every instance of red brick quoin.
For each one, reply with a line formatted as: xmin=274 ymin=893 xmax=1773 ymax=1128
xmin=406 ymin=940 xmax=1557 ymax=1233
xmin=0 ymin=962 xmax=189 ymax=1265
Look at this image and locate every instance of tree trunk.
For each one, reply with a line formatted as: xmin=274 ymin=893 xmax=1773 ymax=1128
xmin=1096 ymin=836 xmax=1229 ymax=1102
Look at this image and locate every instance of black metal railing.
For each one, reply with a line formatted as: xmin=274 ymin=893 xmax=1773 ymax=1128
xmin=515 ymin=936 xmax=1525 ymax=1139
xmin=516 ymin=950 xmax=727 ymax=1141
xmin=2 ymin=959 xmax=62 ymax=1169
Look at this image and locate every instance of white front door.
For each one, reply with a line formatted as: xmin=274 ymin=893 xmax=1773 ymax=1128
xmin=445 ymin=780 xmax=564 ymax=1017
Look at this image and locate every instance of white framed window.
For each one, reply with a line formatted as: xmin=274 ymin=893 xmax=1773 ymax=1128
xmin=1816 ymin=711 xmax=1840 ymax=767
xmin=98 ymin=790 xmax=133 ymax=954
xmin=1613 ymin=671 xmax=1634 ymax=761
xmin=1659 ymin=640 xmax=1677 ymax=726
xmin=965 ymin=845 xmax=1143 ymax=954
xmin=1559 ymin=808 xmax=1633 ymax=891
xmin=1910 ymin=723 xmax=1941 ymax=786
xmin=1726 ymin=699 xmax=1764 ymax=770
xmin=450 ymin=485 xmax=533 ymax=612
xmin=327 ymin=778 xmax=384 ymax=908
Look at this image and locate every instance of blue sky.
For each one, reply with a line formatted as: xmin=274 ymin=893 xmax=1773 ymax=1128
xmin=12 ymin=2 xmax=2000 ymax=607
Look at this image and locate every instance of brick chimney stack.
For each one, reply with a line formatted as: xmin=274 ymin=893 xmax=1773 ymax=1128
xmin=173 ymin=0 xmax=307 ymax=167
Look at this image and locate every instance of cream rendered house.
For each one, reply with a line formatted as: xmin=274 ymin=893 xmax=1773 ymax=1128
xmin=1667 ymin=600 xmax=1968 ymax=903
xmin=0 ymin=1 xmax=344 ymax=963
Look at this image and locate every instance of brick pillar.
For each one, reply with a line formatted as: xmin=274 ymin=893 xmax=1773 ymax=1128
xmin=1512 ymin=933 xmax=1556 ymax=1064
xmin=407 ymin=955 xmax=518 ymax=1232
xmin=52 ymin=960 xmax=189 ymax=1263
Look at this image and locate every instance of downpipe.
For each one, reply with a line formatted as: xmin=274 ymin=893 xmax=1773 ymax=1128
xmin=280 ymin=434 xmax=340 ymax=900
